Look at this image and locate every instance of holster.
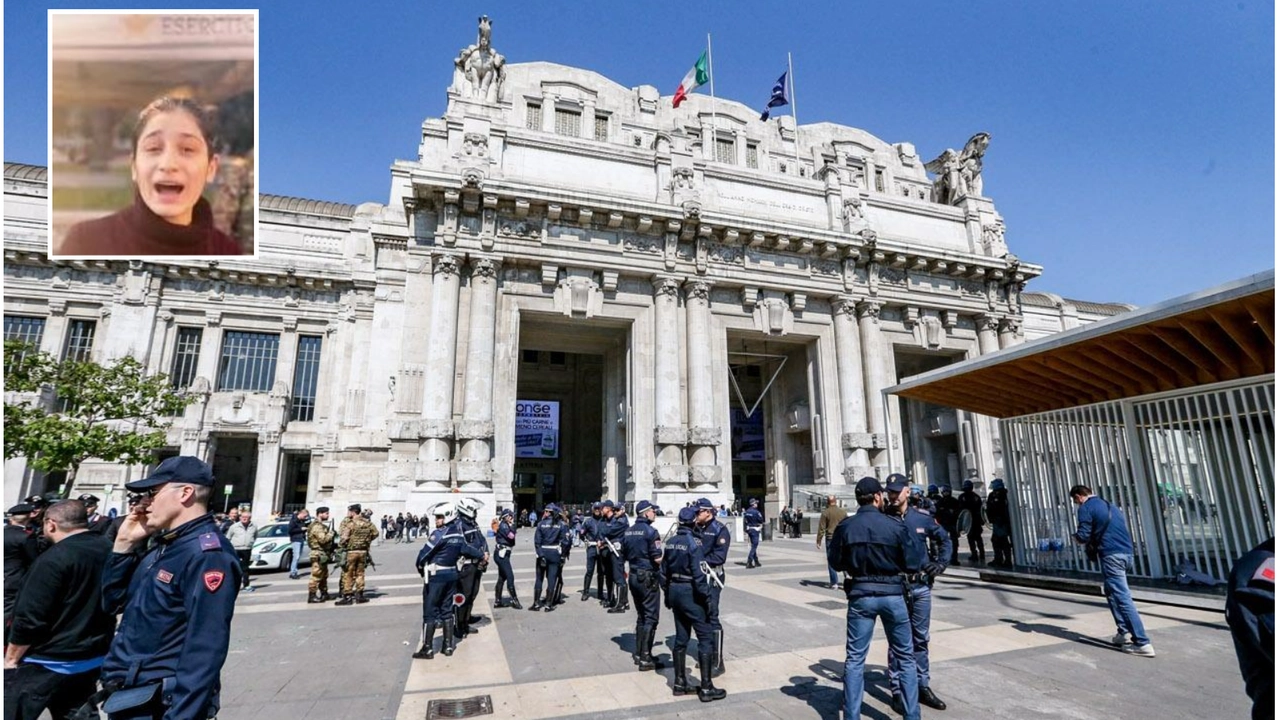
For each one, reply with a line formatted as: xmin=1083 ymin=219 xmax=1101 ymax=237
xmin=100 ymin=676 xmax=176 ymax=716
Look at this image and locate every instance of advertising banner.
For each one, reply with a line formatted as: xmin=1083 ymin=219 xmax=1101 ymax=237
xmin=730 ymin=407 xmax=765 ymax=461
xmin=515 ymin=400 xmax=560 ymax=458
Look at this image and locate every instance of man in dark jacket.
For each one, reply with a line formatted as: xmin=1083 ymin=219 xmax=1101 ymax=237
xmin=287 ymin=509 xmax=309 ymax=579
xmin=4 ymin=499 xmax=116 ymax=719
xmin=4 ymin=503 xmax=37 ymax=636
xmin=1071 ymin=484 xmax=1153 ymax=657
xmin=958 ymin=480 xmax=986 ymax=565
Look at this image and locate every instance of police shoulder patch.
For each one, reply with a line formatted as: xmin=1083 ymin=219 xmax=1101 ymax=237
xmin=1251 ymin=556 xmax=1275 ymax=584
xmin=718 ymin=537 xmax=727 ymax=545
xmin=203 ymin=570 xmax=225 ymax=592
xmin=199 ymin=532 xmax=223 ymax=552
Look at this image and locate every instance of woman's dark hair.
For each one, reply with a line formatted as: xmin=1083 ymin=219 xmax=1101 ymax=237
xmin=131 ymin=96 xmax=220 ymax=158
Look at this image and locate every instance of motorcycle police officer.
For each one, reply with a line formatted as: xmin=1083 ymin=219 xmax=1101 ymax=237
xmin=581 ymin=502 xmax=604 ymax=601
xmin=1225 ymin=537 xmax=1274 ymax=720
xmin=659 ymin=506 xmax=726 ymax=702
xmin=414 ymin=502 xmax=479 ymax=659
xmin=827 ymin=476 xmax=925 ymax=720
xmin=452 ymin=497 xmax=489 ymax=638
xmin=883 ymin=475 xmax=952 ymax=713
xmin=743 ymin=499 xmax=764 ymax=569
xmin=622 ymin=499 xmax=664 ymax=670
xmin=494 ymin=508 xmax=521 ymax=609
xmin=602 ymin=500 xmax=630 ymax=613
xmin=694 ymin=497 xmax=730 ymax=675
xmin=531 ymin=503 xmax=567 ymax=611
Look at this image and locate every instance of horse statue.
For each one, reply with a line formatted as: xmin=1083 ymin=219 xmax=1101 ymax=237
xmin=454 ymin=15 xmax=506 ymax=103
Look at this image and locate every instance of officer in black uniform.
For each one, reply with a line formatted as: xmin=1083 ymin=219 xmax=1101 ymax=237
xmin=622 ymin=499 xmax=664 ymax=670
xmin=828 ymin=476 xmax=924 ymax=720
xmin=743 ymin=499 xmax=764 ymax=569
xmin=958 ymin=479 xmax=986 ymax=565
xmin=452 ymin=498 xmax=489 ymax=638
xmin=659 ymin=506 xmax=725 ymax=702
xmin=883 ymin=475 xmax=951 ymax=713
xmin=935 ymin=485 xmax=961 ymax=566
xmin=78 ymin=493 xmax=113 ymax=535
xmin=694 ymin=497 xmax=730 ymax=676
xmin=602 ymin=500 xmax=630 ymax=613
xmin=4 ymin=503 xmax=37 ymax=638
xmin=581 ymin=502 xmax=603 ymax=601
xmin=1225 ymin=536 xmax=1274 ymax=720
xmin=99 ymin=456 xmax=242 ymax=720
xmin=531 ymin=503 xmax=566 ymax=612
xmin=493 ymin=508 xmax=521 ymax=609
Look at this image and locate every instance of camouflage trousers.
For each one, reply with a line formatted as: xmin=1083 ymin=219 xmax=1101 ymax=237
xmin=309 ymin=556 xmax=330 ymax=594
xmin=341 ymin=551 xmax=369 ymax=595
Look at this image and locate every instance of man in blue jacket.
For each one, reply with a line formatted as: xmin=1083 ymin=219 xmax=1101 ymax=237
xmin=1071 ymin=484 xmax=1154 ymax=657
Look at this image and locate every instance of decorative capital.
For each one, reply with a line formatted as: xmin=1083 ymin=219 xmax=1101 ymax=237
xmin=470 ymin=257 xmax=499 ymax=280
xmin=856 ymin=300 xmax=882 ymax=323
xmin=433 ymin=254 xmax=461 ymax=277
xmin=998 ymin=316 xmax=1022 ymax=335
xmin=653 ymin=276 xmax=681 ymax=299
xmin=975 ymin=313 xmax=999 ymax=334
xmin=204 ymin=310 xmax=222 ymax=327
xmin=48 ymin=299 xmax=68 ymax=316
xmin=684 ymin=279 xmax=711 ymax=301
xmin=833 ymin=296 xmax=860 ymax=317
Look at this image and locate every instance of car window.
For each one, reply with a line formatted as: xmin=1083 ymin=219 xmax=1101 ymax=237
xmin=257 ymin=524 xmax=288 ymax=538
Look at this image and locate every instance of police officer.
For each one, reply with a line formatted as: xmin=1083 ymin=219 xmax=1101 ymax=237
xmin=693 ymin=497 xmax=730 ymax=675
xmin=743 ymin=499 xmax=764 ymax=569
xmin=414 ymin=503 xmax=475 ymax=659
xmin=883 ymin=475 xmax=951 ymax=713
xmin=986 ymin=479 xmax=1013 ymax=568
xmin=78 ymin=493 xmax=113 ymax=534
xmin=622 ymin=499 xmax=664 ymax=670
xmin=4 ymin=503 xmax=37 ymax=634
xmin=827 ymin=476 xmax=925 ymax=720
xmin=494 ymin=508 xmax=522 ymax=609
xmin=1225 ymin=537 xmax=1274 ymax=720
xmin=581 ymin=502 xmax=604 ymax=601
xmin=453 ymin=497 xmax=489 ymax=637
xmin=935 ymin=485 xmax=962 ymax=566
xmin=659 ymin=506 xmax=726 ymax=702
xmin=531 ymin=503 xmax=567 ymax=612
xmin=99 ymin=456 xmax=242 ymax=719
xmin=602 ymin=500 xmax=630 ymax=613
xmin=550 ymin=507 xmax=573 ymax=605
xmin=958 ymin=479 xmax=986 ymax=565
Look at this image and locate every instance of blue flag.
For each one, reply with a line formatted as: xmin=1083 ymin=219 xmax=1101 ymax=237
xmin=760 ymin=71 xmax=790 ymax=121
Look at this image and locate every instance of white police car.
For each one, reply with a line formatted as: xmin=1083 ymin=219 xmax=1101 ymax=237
xmin=250 ymin=522 xmax=311 ymax=572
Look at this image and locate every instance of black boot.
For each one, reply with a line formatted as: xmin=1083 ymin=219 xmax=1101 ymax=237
xmin=636 ymin=626 xmax=656 ymax=671
xmin=355 ymin=591 xmax=369 ymax=604
xmin=441 ymin=618 xmax=456 ymax=656
xmin=581 ymin=589 xmax=591 ymax=601
xmin=307 ymin=590 xmax=322 ymax=604
xmin=334 ymin=594 xmax=354 ymax=606
xmin=495 ymin=591 xmax=508 ymax=608
xmin=712 ymin=630 xmax=725 ymax=677
xmin=412 ymin=623 xmax=436 ymax=659
xmin=530 ymin=600 xmax=544 ymax=611
xmin=671 ymin=648 xmax=695 ymax=695
xmin=891 ymin=693 xmax=906 ymax=715
xmin=508 ymin=596 xmax=522 ymax=610
xmin=697 ymin=652 xmax=726 ymax=702
xmin=919 ymin=686 xmax=948 ymax=710
xmin=319 ymin=588 xmax=333 ymax=602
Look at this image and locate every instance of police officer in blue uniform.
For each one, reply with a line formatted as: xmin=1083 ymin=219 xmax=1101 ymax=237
xmin=693 ymin=497 xmax=730 ymax=675
xmin=659 ymin=506 xmax=726 ymax=702
xmin=531 ymin=504 xmax=567 ymax=612
xmin=622 ymin=499 xmax=664 ymax=670
xmin=493 ymin=508 xmax=521 ymax=610
xmin=580 ymin=502 xmax=603 ymax=601
xmin=743 ymin=499 xmax=764 ymax=569
xmin=883 ymin=475 xmax=951 ymax=713
xmin=602 ymin=500 xmax=631 ymax=613
xmin=828 ymin=476 xmax=925 ymax=720
xmin=414 ymin=502 xmax=474 ymax=659
xmin=1225 ymin=537 xmax=1274 ymax=720
xmin=98 ymin=456 xmax=242 ymax=720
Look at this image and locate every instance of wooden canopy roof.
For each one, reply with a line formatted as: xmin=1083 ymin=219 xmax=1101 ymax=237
xmin=886 ymin=271 xmax=1275 ymax=419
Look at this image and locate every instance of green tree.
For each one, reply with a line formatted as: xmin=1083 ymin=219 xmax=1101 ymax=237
xmin=4 ymin=340 xmax=195 ymax=495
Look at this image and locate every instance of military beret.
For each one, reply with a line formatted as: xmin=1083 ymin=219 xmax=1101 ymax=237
xmin=855 ymin=476 xmax=883 ymax=495
xmin=635 ymin=500 xmax=659 ymax=514
xmin=7 ymin=503 xmax=34 ymax=515
xmin=77 ymin=493 xmax=101 ymax=505
xmin=126 ymin=456 xmax=215 ymax=490
xmin=315 ymin=506 xmax=329 ymax=514
xmin=348 ymin=503 xmax=362 ymax=513
xmin=678 ymin=506 xmax=698 ymax=524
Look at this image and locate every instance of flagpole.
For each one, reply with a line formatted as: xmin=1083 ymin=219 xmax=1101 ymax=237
xmin=708 ymin=33 xmax=717 ymax=159
xmin=788 ymin=51 xmax=800 ymax=169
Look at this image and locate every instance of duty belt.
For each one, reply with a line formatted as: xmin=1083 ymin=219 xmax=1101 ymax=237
xmin=850 ymin=575 xmax=903 ymax=584
xmin=747 ymin=525 xmax=763 ymax=531
xmin=540 ymin=544 xmax=563 ymax=549
xmin=906 ymin=572 xmax=929 ymax=585
xmin=668 ymin=574 xmax=693 ymax=583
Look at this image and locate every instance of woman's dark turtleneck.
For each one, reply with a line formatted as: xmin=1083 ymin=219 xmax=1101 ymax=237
xmin=58 ymin=191 xmax=242 ymax=256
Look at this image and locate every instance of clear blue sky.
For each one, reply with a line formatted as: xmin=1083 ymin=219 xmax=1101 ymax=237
xmin=5 ymin=1 xmax=1274 ymax=305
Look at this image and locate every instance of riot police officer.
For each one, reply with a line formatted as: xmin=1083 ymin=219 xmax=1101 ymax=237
xmin=743 ymin=499 xmax=764 ymax=569
xmin=622 ymin=499 xmax=664 ymax=670
xmin=531 ymin=503 xmax=567 ymax=611
xmin=494 ymin=508 xmax=521 ymax=609
xmin=694 ymin=497 xmax=730 ymax=675
xmin=883 ymin=475 xmax=951 ymax=713
xmin=581 ymin=502 xmax=603 ymax=601
xmin=602 ymin=500 xmax=630 ymax=613
xmin=827 ymin=476 xmax=925 ymax=720
xmin=986 ymin=479 xmax=1013 ymax=568
xmin=1225 ymin=537 xmax=1274 ymax=720
xmin=958 ymin=479 xmax=986 ymax=565
xmin=935 ymin=485 xmax=961 ymax=566
xmin=659 ymin=506 xmax=726 ymax=702
xmin=414 ymin=503 xmax=475 ymax=659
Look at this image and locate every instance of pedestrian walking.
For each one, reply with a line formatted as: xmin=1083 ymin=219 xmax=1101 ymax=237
xmin=225 ymin=510 xmax=258 ymax=591
xmin=817 ymin=496 xmax=848 ymax=589
xmin=1070 ymin=484 xmax=1154 ymax=657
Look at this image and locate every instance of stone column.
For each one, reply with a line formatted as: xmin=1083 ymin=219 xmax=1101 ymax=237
xmin=972 ymin=313 xmax=1004 ymax=484
xmin=581 ymin=99 xmax=597 ymax=140
xmin=684 ymin=279 xmax=719 ymax=489
xmin=998 ymin=316 xmax=1024 ymax=349
xmin=195 ymin=310 xmax=224 ymax=388
xmin=251 ymin=430 xmax=282 ymax=517
xmin=833 ymin=297 xmax=869 ymax=478
xmin=857 ymin=300 xmax=889 ymax=468
xmin=457 ymin=258 xmax=500 ymax=490
xmin=652 ymin=277 xmax=686 ymax=485
xmin=40 ymin=299 xmax=69 ymax=357
xmin=540 ymin=91 xmax=555 ymax=132
xmin=418 ymin=254 xmax=462 ymax=489
xmin=701 ymin=122 xmax=715 ymax=161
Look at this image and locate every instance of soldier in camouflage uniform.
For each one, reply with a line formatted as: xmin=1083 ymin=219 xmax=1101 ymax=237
xmin=211 ymin=154 xmax=254 ymax=253
xmin=306 ymin=507 xmax=336 ymax=603
xmin=336 ymin=504 xmax=379 ymax=605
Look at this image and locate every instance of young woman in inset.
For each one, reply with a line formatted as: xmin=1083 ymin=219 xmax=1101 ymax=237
xmin=59 ymin=96 xmax=242 ymax=256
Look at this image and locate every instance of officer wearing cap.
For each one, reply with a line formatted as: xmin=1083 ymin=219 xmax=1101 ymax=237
xmin=4 ymin=503 xmax=38 ymax=635
xmin=884 ymin=474 xmax=951 ymax=713
xmin=622 ymin=499 xmax=664 ymax=670
xmin=77 ymin=494 xmax=112 ymax=535
xmin=531 ymin=503 xmax=568 ymax=611
xmin=580 ymin=502 xmax=604 ymax=601
xmin=659 ymin=506 xmax=725 ymax=702
xmin=601 ymin=500 xmax=631 ymax=613
xmin=693 ymin=497 xmax=730 ymax=675
xmin=494 ymin=508 xmax=522 ymax=610
xmin=828 ymin=476 xmax=925 ymax=720
xmin=1225 ymin=537 xmax=1274 ymax=720
xmin=743 ymin=499 xmax=764 ymax=569
xmin=414 ymin=502 xmax=480 ymax=659
xmin=22 ymin=495 xmax=55 ymax=557
xmin=99 ymin=455 xmax=242 ymax=720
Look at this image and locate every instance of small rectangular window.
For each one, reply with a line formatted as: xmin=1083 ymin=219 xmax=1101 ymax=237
xmin=62 ymin=319 xmax=96 ymax=362
xmin=875 ymin=168 xmax=885 ymax=192
xmin=169 ymin=327 xmax=203 ymax=390
xmin=522 ymin=349 xmax=540 ymax=364
xmin=290 ymin=335 xmax=323 ymax=422
xmin=3 ymin=315 xmax=46 ymax=357
xmin=554 ymin=108 xmax=581 ymax=137
xmin=715 ymin=137 xmax=735 ymax=164
xmin=746 ymin=143 xmax=758 ymax=169
xmin=525 ymin=102 xmax=541 ymax=130
xmin=217 ymin=331 xmax=280 ymax=392
xmin=594 ymin=115 xmax=609 ymax=142
xmin=549 ymin=351 xmax=567 ymax=366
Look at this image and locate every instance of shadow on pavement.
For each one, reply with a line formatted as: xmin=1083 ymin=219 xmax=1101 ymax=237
xmin=1002 ymin=618 xmax=1115 ymax=649
xmin=611 ymin=632 xmax=638 ymax=656
xmin=779 ymin=676 xmax=843 ymax=720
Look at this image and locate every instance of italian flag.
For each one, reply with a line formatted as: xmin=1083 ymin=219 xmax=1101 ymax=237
xmin=672 ymin=51 xmax=710 ymax=108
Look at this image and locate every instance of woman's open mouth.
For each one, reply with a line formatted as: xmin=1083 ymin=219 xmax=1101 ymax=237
xmin=153 ymin=181 xmax=186 ymax=200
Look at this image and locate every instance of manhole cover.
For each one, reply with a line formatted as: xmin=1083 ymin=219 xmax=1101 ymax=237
xmin=427 ymin=695 xmax=493 ymax=719
xmin=809 ymin=600 xmax=846 ymax=611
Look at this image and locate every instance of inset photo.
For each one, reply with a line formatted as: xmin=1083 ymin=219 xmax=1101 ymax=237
xmin=48 ymin=10 xmax=257 ymax=258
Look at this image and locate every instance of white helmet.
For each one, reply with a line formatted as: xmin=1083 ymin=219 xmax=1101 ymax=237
xmin=455 ymin=496 xmax=484 ymax=521
xmin=430 ymin=502 xmax=456 ymax=524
